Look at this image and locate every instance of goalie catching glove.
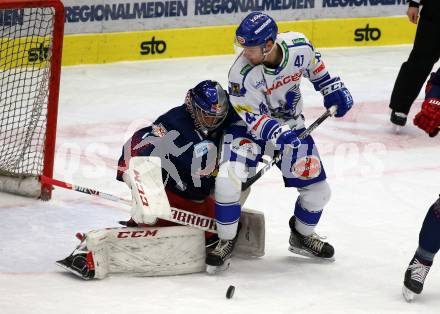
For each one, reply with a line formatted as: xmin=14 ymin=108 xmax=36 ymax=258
xmin=413 ymin=71 xmax=440 ymax=137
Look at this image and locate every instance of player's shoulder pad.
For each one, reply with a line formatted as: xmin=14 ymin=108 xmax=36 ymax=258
xmin=278 ymin=32 xmax=313 ymax=50
xmin=158 ymin=105 xmax=188 ymax=124
xmin=155 ymin=105 xmax=191 ymax=133
xmin=228 ymin=54 xmax=259 ymax=97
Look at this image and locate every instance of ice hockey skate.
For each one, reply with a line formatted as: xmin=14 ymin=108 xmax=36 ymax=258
xmin=288 ymin=217 xmax=335 ymax=261
xmin=206 ymin=225 xmax=241 ymax=274
xmin=56 ymin=251 xmax=95 ymax=280
xmin=390 ymin=110 xmax=407 ymax=133
xmin=205 ymin=222 xmax=242 ymax=274
xmin=56 ymin=233 xmax=95 ymax=280
xmin=402 ymin=256 xmax=432 ymax=302
xmin=205 ymin=239 xmax=235 ymax=274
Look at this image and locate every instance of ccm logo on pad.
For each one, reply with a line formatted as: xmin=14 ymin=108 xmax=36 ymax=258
xmin=117 ymin=229 xmax=158 ymax=238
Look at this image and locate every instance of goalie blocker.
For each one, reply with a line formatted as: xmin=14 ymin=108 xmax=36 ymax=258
xmin=56 ymin=208 xmax=265 ymax=279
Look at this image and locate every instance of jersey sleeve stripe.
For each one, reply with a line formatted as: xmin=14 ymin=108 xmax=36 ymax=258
xmin=260 ymin=119 xmax=280 ymax=140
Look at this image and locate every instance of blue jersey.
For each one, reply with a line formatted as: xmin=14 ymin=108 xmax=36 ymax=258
xmin=117 ymin=104 xmax=237 ymax=201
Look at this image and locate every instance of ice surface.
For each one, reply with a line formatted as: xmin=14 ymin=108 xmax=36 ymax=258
xmin=1 ymin=45 xmax=439 ymax=313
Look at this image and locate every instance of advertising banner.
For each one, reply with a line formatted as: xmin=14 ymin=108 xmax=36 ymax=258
xmin=58 ymin=16 xmax=415 ymax=66
xmin=1 ymin=1 xmax=412 ymax=66
xmin=61 ymin=0 xmax=408 ymax=35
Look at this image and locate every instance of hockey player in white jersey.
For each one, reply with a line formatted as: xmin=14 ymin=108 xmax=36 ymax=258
xmin=206 ymin=12 xmax=353 ymax=272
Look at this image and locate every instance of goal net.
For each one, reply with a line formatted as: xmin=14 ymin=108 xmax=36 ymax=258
xmin=0 ymin=0 xmax=64 ymax=200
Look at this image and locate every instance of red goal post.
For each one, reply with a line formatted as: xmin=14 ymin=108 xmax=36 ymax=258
xmin=0 ymin=0 xmax=64 ymax=200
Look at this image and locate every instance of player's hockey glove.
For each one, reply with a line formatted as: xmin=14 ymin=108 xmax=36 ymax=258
xmin=276 ymin=129 xmax=303 ymax=151
xmin=413 ymin=72 xmax=440 ymax=137
xmin=319 ymin=77 xmax=353 ymax=117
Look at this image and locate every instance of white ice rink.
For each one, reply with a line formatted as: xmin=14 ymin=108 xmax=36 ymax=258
xmin=1 ymin=45 xmax=439 ymax=314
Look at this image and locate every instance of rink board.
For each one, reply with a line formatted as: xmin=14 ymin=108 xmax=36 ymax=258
xmin=60 ymin=16 xmax=416 ymax=66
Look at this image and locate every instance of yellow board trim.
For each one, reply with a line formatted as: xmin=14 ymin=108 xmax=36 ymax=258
xmin=2 ymin=16 xmax=417 ymax=67
xmin=306 ymin=16 xmax=417 ymax=47
xmin=0 ymin=36 xmax=51 ymax=69
xmin=62 ymin=25 xmax=238 ymax=65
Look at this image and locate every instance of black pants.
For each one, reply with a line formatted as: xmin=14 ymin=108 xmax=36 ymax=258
xmin=389 ymin=16 xmax=440 ymax=114
xmin=418 ymin=196 xmax=440 ymax=255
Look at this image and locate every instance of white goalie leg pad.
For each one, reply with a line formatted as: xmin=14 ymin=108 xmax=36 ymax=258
xmin=235 ymin=208 xmax=265 ymax=258
xmin=85 ymin=226 xmax=205 ymax=278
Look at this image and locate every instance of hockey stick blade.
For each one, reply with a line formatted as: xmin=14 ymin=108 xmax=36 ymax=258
xmin=241 ymin=105 xmax=337 ymax=191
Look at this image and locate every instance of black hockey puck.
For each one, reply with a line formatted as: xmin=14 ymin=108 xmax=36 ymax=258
xmin=226 ymin=285 xmax=235 ymax=299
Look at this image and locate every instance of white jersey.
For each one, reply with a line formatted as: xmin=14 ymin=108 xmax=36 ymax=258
xmin=228 ymin=32 xmax=329 ymax=142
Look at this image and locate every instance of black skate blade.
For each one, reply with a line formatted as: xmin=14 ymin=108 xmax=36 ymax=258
xmin=288 ymin=246 xmax=335 ymax=263
xmin=56 ymin=260 xmax=92 ymax=280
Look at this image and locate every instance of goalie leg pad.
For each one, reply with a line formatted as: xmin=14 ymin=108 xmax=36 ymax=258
xmin=85 ymin=226 xmax=205 ymax=278
xmin=235 ymin=208 xmax=265 ymax=258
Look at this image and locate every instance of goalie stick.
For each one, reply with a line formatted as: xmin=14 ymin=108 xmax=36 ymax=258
xmin=239 ymin=105 xmax=337 ymax=191
xmin=40 ymin=176 xmax=266 ymax=258
xmin=39 ymin=174 xmax=217 ymax=233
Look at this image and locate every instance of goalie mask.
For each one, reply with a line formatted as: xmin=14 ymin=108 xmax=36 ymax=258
xmin=185 ymin=80 xmax=230 ymax=135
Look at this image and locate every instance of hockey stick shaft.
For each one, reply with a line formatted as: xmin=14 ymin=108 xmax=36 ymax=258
xmin=40 ymin=175 xmax=128 ymax=204
xmin=39 ymin=175 xmax=218 ymax=233
xmin=241 ymin=105 xmax=337 ymax=191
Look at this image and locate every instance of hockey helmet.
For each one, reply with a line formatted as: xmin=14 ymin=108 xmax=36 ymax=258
xmin=235 ymin=12 xmax=278 ymax=48
xmin=186 ymin=80 xmax=229 ymax=134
